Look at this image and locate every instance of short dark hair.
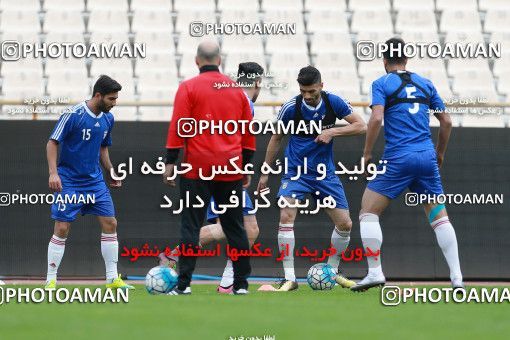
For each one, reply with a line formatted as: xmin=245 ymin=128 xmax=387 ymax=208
xmin=237 ymin=62 xmax=264 ymax=84
xmin=297 ymin=66 xmax=321 ymax=86
xmin=92 ymin=75 xmax=122 ymax=96
xmin=383 ymin=37 xmax=407 ymax=65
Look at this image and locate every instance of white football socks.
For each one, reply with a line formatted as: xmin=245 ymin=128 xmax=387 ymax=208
xmin=359 ymin=213 xmax=383 ymax=276
xmin=327 ymin=227 xmax=351 ymax=269
xmin=278 ymin=223 xmax=296 ymax=282
xmin=101 ymin=233 xmax=119 ymax=282
xmin=431 ymin=216 xmax=463 ymax=283
xmin=47 ymin=235 xmax=66 ymax=282
xmin=219 ymin=259 xmax=234 ymax=287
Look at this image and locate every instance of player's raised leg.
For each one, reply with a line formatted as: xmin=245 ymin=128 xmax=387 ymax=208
xmin=46 ymin=221 xmax=70 ymax=288
xmin=324 ymin=208 xmax=356 ymax=288
xmin=275 ymin=198 xmax=298 ymax=291
xmin=351 ymin=188 xmax=391 ymax=291
xmin=159 ymin=221 xmax=220 ymax=267
xmin=99 ymin=216 xmax=133 ymax=290
xmin=424 ymin=203 xmax=463 ymax=288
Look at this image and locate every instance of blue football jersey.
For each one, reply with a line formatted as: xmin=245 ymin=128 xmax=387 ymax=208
xmin=277 ymin=91 xmax=352 ymax=176
xmin=370 ymin=71 xmax=445 ymax=158
xmin=49 ymin=102 xmax=114 ymax=188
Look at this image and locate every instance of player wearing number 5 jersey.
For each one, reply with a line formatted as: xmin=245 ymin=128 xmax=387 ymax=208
xmin=353 ymin=38 xmax=463 ymax=292
xmin=44 ymin=75 xmax=133 ymax=290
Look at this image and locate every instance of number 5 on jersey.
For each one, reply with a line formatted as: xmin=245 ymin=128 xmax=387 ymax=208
xmin=405 ymin=86 xmax=419 ymax=114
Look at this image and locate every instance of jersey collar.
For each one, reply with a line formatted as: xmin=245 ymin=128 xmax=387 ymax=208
xmin=199 ymin=65 xmax=220 ymax=73
xmin=83 ymin=101 xmax=104 ymax=119
xmin=303 ymin=98 xmax=323 ymax=111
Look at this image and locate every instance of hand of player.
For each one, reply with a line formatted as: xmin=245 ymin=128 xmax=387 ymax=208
xmin=49 ymin=173 xmax=62 ymax=192
xmin=362 ymin=154 xmax=372 ymax=177
xmin=243 ymin=174 xmax=251 ymax=188
xmin=314 ymin=130 xmax=333 ymax=144
xmin=436 ymin=152 xmax=444 ymax=168
xmin=106 ymin=170 xmax=122 ymax=188
xmin=257 ymin=174 xmax=268 ymax=193
xmin=163 ymin=164 xmax=176 ymax=187
xmin=108 ymin=179 xmax=122 ymax=188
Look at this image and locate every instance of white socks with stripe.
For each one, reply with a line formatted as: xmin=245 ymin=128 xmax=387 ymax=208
xmin=219 ymin=259 xmax=234 ymax=288
xmin=359 ymin=213 xmax=384 ymax=276
xmin=431 ymin=216 xmax=463 ymax=282
xmin=47 ymin=235 xmax=66 ymax=282
xmin=278 ymin=223 xmax=296 ymax=281
xmin=101 ymin=233 xmax=119 ymax=282
xmin=327 ymin=227 xmax=351 ymax=270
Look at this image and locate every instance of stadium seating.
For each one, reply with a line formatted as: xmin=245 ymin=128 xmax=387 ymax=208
xmin=87 ymin=0 xmax=128 ymax=11
xmin=395 ymin=10 xmax=437 ymax=33
xmin=0 ymin=0 xmax=507 ymax=126
xmin=131 ymin=11 xmax=173 ymax=33
xmin=436 ymin=0 xmax=478 ymax=11
xmin=43 ymin=0 xmax=84 ymax=11
xmin=393 ymin=0 xmax=434 ymax=10
xmin=479 ymin=0 xmax=508 ymax=10
xmin=88 ymin=10 xmax=130 ymax=33
xmin=3 ymin=0 xmax=40 ymax=10
xmin=306 ymin=10 xmax=349 ymax=33
xmin=351 ymin=11 xmax=393 ymax=33
xmin=439 ymin=10 xmax=482 ymax=32
xmin=0 ymin=10 xmax=40 ymax=33
xmin=484 ymin=10 xmax=510 ymax=33
xmin=43 ymin=10 xmax=84 ymax=33
xmin=173 ymin=0 xmax=215 ymax=11
xmin=131 ymin=0 xmax=171 ymax=11
xmin=350 ymin=0 xmax=391 ymax=11
xmin=218 ymin=0 xmax=259 ymax=11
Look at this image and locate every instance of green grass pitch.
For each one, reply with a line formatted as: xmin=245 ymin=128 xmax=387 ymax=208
xmin=1 ymin=284 xmax=509 ymax=339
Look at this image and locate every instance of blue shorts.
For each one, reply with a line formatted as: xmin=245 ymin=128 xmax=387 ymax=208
xmin=277 ymin=174 xmax=348 ymax=209
xmin=367 ymin=149 xmax=444 ymax=199
xmin=206 ymin=189 xmax=254 ymax=223
xmin=51 ymin=182 xmax=115 ymax=222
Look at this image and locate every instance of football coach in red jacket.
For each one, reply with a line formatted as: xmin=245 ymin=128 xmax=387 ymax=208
xmin=163 ymin=40 xmax=256 ymax=295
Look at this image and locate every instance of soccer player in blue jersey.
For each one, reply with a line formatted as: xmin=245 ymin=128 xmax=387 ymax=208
xmin=257 ymin=66 xmax=367 ymax=291
xmin=45 ymin=75 xmax=133 ymax=290
xmin=352 ymin=38 xmax=463 ymax=291
xmin=159 ymin=62 xmax=262 ymax=294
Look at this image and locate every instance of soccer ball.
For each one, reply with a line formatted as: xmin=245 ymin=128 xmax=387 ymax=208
xmin=307 ymin=263 xmax=337 ymax=290
xmin=145 ymin=266 xmax=178 ymax=295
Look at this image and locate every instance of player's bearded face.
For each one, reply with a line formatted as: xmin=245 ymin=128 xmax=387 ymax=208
xmin=99 ymin=93 xmax=118 ymax=112
xmin=300 ymin=83 xmax=323 ymax=107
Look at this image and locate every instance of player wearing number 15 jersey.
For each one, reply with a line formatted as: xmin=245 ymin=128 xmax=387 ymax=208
xmin=44 ymin=75 xmax=133 ymax=290
xmin=353 ymin=38 xmax=463 ymax=291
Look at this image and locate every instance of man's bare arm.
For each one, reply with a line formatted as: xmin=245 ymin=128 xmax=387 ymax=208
xmin=257 ymin=133 xmax=285 ymax=192
xmin=363 ymin=105 xmax=384 ymax=162
xmin=434 ymin=111 xmax=453 ymax=167
xmin=47 ymin=140 xmax=62 ymax=192
xmin=100 ymin=146 xmax=113 ymax=172
xmin=264 ymin=133 xmax=285 ymax=166
xmin=314 ymin=112 xmax=367 ymax=144
xmin=100 ymin=146 xmax=121 ymax=187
